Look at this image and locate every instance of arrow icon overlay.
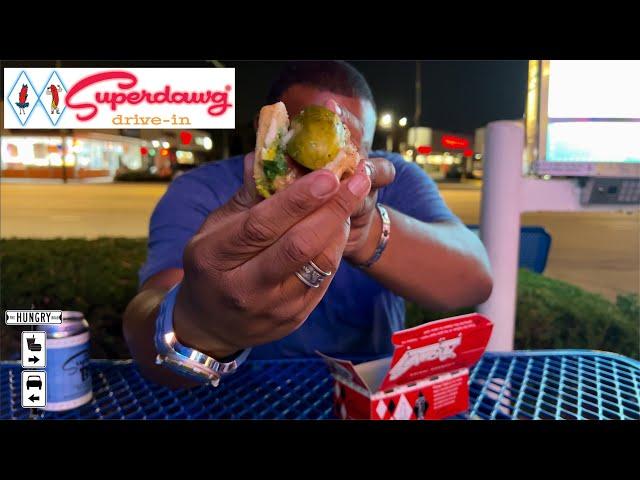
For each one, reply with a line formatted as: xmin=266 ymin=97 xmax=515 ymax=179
xmin=28 ymin=394 xmax=40 ymax=402
xmin=29 ymin=356 xmax=39 ymax=363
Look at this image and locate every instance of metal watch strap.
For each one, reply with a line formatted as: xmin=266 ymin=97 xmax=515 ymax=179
xmin=358 ymin=203 xmax=391 ymax=268
xmin=154 ymin=282 xmax=250 ymax=386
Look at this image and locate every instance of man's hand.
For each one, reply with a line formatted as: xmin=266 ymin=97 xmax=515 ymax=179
xmin=324 ymin=99 xmax=396 ymax=264
xmin=173 ymin=152 xmax=371 ymax=359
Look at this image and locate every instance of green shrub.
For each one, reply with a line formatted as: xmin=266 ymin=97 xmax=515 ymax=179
xmin=407 ymin=270 xmax=639 ymax=359
xmin=515 ymin=270 xmax=638 ymax=358
xmin=1 ymin=239 xmax=638 ymax=360
xmin=1 ymin=238 xmax=147 ymax=359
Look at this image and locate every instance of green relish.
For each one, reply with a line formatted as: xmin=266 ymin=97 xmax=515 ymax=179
xmin=263 ymin=142 xmax=288 ymax=182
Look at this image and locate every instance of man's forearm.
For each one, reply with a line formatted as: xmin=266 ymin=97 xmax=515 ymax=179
xmin=357 ymin=207 xmax=493 ymax=311
xmin=122 ymin=288 xmax=200 ymax=389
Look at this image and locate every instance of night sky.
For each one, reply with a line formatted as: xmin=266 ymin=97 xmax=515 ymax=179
xmin=225 ymin=60 xmax=530 ymax=134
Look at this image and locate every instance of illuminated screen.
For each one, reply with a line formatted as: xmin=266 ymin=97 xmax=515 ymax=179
xmin=545 ymin=60 xmax=640 ymax=163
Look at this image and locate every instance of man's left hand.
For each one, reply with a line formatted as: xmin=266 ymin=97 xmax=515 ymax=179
xmin=343 ymin=157 xmax=395 ymax=264
xmin=323 ymin=98 xmax=396 ymax=265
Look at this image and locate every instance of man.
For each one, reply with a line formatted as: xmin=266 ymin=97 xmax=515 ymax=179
xmin=123 ymin=61 xmax=492 ymax=388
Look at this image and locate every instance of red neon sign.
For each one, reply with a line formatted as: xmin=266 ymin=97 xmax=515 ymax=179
xmin=417 ymin=145 xmax=432 ymax=155
xmin=140 ymin=146 xmax=149 ymax=155
xmin=463 ymin=149 xmax=474 ymax=157
xmin=180 ymin=131 xmax=192 ymax=145
xmin=441 ymin=135 xmax=469 ymax=150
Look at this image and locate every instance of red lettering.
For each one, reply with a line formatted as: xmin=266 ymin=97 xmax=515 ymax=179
xmin=208 ymin=91 xmax=232 ymax=116
xmin=65 ymin=70 xmax=233 ymax=121
xmin=66 ymin=71 xmax=138 ymax=121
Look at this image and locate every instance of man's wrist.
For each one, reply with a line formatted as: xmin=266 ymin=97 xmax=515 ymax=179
xmin=347 ymin=207 xmax=383 ymax=266
xmin=173 ymin=281 xmax=241 ymax=360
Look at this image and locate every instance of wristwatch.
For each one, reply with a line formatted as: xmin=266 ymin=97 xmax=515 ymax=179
xmin=154 ymin=282 xmax=250 ymax=387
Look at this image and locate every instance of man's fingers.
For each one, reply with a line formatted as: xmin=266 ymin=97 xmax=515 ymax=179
xmin=243 ymin=151 xmax=259 ymax=200
xmin=236 ymin=169 xmax=340 ymax=248
xmin=267 ymin=233 xmax=347 ymax=328
xmin=247 ymin=168 xmax=371 ymax=283
xmin=324 ymin=98 xmax=364 ymax=149
xmin=367 ymin=157 xmax=396 ymax=190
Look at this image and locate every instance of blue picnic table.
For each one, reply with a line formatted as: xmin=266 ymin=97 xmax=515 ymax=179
xmin=1 ymin=350 xmax=638 ymax=420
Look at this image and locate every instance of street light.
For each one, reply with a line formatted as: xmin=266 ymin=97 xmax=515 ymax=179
xmin=399 ymin=117 xmax=408 ymax=127
xmin=379 ymin=113 xmax=393 ymax=129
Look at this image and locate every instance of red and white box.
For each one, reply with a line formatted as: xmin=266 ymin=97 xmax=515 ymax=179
xmin=318 ymin=313 xmax=493 ymax=420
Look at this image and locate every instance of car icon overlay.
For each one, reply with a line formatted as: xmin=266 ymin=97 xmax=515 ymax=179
xmin=21 ymin=371 xmax=47 ymax=408
xmin=26 ymin=375 xmax=43 ymax=389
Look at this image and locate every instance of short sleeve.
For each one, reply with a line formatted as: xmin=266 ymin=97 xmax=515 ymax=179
xmin=138 ymin=172 xmax=225 ymax=287
xmin=377 ymin=152 xmax=461 ymax=224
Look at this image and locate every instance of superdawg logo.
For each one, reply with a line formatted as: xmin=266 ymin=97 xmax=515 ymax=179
xmin=65 ymin=71 xmax=233 ymax=121
xmin=389 ymin=335 xmax=462 ymax=381
xmin=3 ymin=68 xmax=236 ymax=129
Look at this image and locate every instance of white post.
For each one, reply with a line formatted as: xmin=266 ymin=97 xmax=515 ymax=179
xmin=477 ymin=121 xmax=524 ymax=351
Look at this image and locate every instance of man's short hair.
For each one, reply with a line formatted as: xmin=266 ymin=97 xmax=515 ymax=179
xmin=266 ymin=61 xmax=376 ymax=112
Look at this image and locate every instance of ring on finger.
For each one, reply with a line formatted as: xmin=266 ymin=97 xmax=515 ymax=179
xmin=295 ymin=260 xmax=332 ymax=288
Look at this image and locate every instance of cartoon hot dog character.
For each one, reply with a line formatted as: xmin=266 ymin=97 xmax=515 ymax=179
xmin=47 ymin=84 xmax=61 ymax=115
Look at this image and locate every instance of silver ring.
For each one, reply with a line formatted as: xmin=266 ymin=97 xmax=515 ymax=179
xmin=295 ymin=260 xmax=332 ymax=288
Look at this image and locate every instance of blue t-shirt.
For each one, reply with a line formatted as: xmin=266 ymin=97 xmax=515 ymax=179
xmin=139 ymin=151 xmax=459 ymax=360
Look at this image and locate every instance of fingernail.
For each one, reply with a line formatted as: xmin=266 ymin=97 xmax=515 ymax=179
xmin=348 ymin=173 xmax=370 ymax=197
xmin=310 ymin=173 xmax=338 ymax=198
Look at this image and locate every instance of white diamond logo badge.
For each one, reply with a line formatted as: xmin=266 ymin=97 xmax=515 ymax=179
xmin=37 ymin=70 xmax=68 ymax=127
xmin=393 ymin=394 xmax=413 ymax=420
xmin=375 ymin=400 xmax=388 ymax=419
xmin=6 ymin=71 xmax=38 ymax=126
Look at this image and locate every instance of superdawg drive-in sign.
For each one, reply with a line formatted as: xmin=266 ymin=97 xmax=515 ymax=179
xmin=4 ymin=68 xmax=235 ymax=129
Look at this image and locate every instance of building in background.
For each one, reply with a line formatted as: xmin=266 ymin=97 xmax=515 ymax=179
xmin=1 ymin=101 xmax=214 ymax=181
xmin=402 ymin=127 xmax=475 ymax=180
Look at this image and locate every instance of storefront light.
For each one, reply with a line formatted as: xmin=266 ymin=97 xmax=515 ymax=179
xmin=203 ymin=137 xmax=213 ymax=150
xmin=176 ymin=150 xmax=195 ymax=164
xmin=399 ymin=117 xmax=408 ymax=127
xmin=152 ymin=140 xmax=160 ymax=148
xmin=64 ymin=153 xmax=76 ymax=166
xmin=379 ymin=113 xmax=393 ymax=129
xmin=162 ymin=141 xmax=170 ymax=149
xmin=49 ymin=154 xmax=63 ymax=166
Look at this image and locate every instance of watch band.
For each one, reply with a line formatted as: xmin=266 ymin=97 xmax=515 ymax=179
xmin=154 ymin=282 xmax=250 ymax=386
xmin=358 ymin=203 xmax=391 ymax=268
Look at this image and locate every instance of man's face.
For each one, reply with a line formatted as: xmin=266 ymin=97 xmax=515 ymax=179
xmin=280 ymin=84 xmax=377 ymax=156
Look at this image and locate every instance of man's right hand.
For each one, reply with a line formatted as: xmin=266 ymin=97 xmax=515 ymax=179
xmin=173 ymin=152 xmax=372 ymax=359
